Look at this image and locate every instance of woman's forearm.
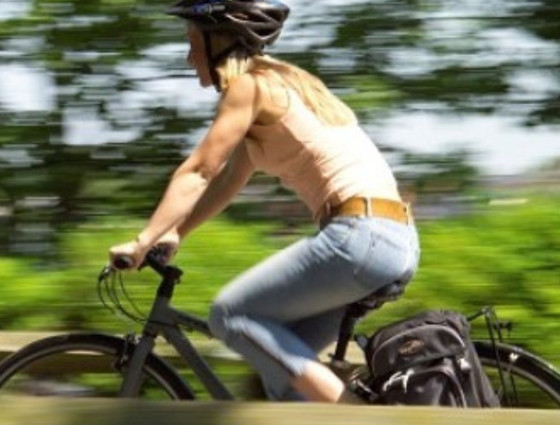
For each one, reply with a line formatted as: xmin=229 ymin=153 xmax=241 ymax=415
xmin=137 ymin=171 xmax=209 ymax=248
xmin=175 ymin=162 xmax=250 ymax=237
xmin=140 ymin=143 xmax=254 ymax=246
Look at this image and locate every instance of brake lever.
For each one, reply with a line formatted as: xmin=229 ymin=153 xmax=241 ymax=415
xmin=98 ymin=264 xmax=115 ymax=283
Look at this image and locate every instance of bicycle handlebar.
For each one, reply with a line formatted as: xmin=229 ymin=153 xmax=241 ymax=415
xmin=112 ymin=256 xmax=135 ymax=270
xmin=112 ymin=247 xmax=171 ymax=277
xmin=144 ymin=249 xmax=170 ymax=276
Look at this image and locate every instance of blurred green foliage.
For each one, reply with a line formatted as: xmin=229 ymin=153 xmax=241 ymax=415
xmin=0 ymin=195 xmax=559 ymax=368
xmin=0 ymin=217 xmax=281 ymax=330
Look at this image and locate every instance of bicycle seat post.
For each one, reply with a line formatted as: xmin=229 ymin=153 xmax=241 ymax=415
xmin=332 ymin=282 xmax=406 ymax=363
xmin=332 ymin=304 xmax=368 ymax=362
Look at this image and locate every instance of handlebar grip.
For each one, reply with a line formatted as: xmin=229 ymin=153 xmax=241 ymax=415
xmin=112 ymin=256 xmax=134 ymax=270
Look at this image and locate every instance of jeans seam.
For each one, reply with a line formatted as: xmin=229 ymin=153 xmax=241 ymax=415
xmin=352 ymin=230 xmax=375 ymax=280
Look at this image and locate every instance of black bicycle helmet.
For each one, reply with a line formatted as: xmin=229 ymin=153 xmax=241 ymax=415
xmin=167 ymin=1 xmax=289 ymax=91
xmin=167 ymin=0 xmax=290 ymax=53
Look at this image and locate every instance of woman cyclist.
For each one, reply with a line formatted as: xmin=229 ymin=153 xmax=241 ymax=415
xmin=109 ymin=0 xmax=420 ymax=403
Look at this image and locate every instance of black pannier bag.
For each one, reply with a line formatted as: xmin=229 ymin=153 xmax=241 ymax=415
xmin=360 ymin=310 xmax=500 ymax=407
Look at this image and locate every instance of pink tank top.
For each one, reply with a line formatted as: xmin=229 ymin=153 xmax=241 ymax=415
xmin=245 ymin=89 xmax=400 ymax=221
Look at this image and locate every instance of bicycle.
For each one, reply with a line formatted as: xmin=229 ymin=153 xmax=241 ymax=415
xmin=0 ymin=248 xmax=559 ymax=408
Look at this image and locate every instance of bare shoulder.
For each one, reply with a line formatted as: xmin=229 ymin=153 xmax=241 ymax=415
xmin=251 ymin=70 xmax=290 ymax=125
xmin=219 ymin=73 xmax=258 ymax=110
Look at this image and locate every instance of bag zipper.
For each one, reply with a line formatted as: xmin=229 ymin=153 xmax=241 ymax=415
xmin=371 ymin=324 xmax=466 ymax=368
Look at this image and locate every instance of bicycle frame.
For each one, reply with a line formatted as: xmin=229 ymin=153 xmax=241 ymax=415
xmin=115 ymin=261 xmax=233 ymax=399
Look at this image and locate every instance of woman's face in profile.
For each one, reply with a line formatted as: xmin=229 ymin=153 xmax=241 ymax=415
xmin=186 ymin=24 xmax=213 ymax=88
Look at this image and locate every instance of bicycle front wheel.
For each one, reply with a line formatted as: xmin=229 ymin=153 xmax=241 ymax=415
xmin=475 ymin=340 xmax=560 ymax=408
xmin=0 ymin=333 xmax=194 ymax=400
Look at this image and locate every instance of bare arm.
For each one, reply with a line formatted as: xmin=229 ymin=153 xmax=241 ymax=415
xmin=109 ymin=74 xmax=259 ymax=267
xmin=138 ymin=74 xmax=257 ymax=245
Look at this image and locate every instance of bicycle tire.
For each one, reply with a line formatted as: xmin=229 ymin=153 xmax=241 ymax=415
xmin=474 ymin=340 xmax=560 ymax=408
xmin=0 ymin=333 xmax=195 ymax=400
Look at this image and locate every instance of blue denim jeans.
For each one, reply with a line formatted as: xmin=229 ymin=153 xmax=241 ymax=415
xmin=208 ymin=216 xmax=420 ymax=400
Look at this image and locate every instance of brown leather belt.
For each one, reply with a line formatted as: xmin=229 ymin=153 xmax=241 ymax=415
xmin=322 ymin=197 xmax=412 ymax=225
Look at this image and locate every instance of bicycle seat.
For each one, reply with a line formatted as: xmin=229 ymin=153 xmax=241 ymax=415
xmin=366 ymin=281 xmax=405 ymax=304
xmin=346 ymin=282 xmax=406 ymax=318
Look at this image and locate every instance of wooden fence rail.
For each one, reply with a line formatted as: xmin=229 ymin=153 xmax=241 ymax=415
xmin=1 ymin=397 xmax=559 ymax=425
xmin=0 ymin=331 xmax=365 ymax=373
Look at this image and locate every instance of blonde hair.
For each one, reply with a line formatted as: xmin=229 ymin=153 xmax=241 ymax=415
xmin=211 ymin=34 xmax=357 ymax=127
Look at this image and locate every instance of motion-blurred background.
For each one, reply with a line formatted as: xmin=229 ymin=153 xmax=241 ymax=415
xmin=0 ymin=0 xmax=559 ymax=370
